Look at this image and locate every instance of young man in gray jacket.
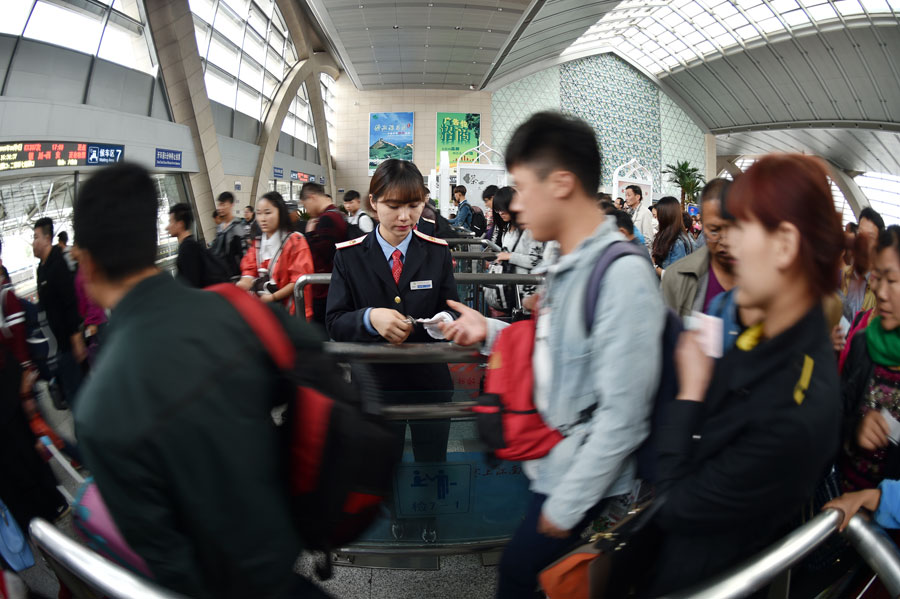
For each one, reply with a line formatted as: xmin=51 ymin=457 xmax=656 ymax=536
xmin=440 ymin=112 xmax=664 ymax=598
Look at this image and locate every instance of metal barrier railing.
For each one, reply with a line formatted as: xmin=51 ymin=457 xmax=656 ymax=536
xmin=665 ymin=509 xmax=900 ymax=599
xmin=29 ymin=519 xmax=187 ymax=599
xmin=293 ymin=272 xmax=544 ymax=320
xmin=446 ymin=238 xmax=502 ymax=252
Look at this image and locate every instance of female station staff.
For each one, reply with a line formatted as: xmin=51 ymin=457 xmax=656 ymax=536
xmin=237 ymin=191 xmax=315 ymax=320
xmin=326 ymin=159 xmax=459 ymax=541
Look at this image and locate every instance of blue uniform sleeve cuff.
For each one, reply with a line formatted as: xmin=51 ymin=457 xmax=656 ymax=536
xmin=363 ymin=308 xmax=378 ymax=336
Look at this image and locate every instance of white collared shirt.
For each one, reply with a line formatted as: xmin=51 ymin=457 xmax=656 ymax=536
xmin=259 ymin=230 xmax=284 ymax=263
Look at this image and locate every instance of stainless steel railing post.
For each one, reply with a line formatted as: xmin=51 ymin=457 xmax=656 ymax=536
xmin=29 ymin=519 xmax=187 ymax=599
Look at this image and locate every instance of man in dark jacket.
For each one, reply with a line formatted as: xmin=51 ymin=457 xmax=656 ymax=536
xmin=300 ymin=182 xmax=348 ymax=323
xmin=33 ymin=217 xmax=85 ymax=403
xmin=72 ymin=163 xmax=328 ymax=599
xmin=167 ymin=203 xmax=206 ymax=288
xmin=210 ymin=191 xmax=248 ymax=277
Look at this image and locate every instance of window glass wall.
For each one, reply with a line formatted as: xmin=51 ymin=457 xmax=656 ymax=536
xmin=858 ymin=172 xmax=900 ymax=226
xmin=190 ymin=0 xmax=299 ymax=122
xmin=0 ymin=173 xmax=188 ymax=296
xmin=281 ymin=82 xmax=316 ymax=148
xmin=320 ymin=73 xmax=337 ymax=152
xmin=6 ymin=0 xmax=155 ymax=75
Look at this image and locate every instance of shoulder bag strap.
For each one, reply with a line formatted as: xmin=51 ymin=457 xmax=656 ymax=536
xmin=207 ymin=284 xmax=294 ymax=370
xmin=583 ymin=241 xmax=652 ymax=334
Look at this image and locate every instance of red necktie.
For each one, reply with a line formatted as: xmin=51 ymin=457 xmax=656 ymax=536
xmin=391 ymin=249 xmax=403 ymax=285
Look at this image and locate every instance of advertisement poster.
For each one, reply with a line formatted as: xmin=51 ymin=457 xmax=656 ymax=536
xmin=436 ymin=112 xmax=481 ymax=170
xmin=369 ymin=112 xmax=414 ymax=175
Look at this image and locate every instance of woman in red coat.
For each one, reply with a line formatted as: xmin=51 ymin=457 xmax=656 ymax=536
xmin=237 ymin=191 xmax=314 ymax=320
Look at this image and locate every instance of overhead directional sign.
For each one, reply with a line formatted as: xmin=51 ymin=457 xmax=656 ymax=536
xmin=0 ymin=141 xmax=124 ymax=172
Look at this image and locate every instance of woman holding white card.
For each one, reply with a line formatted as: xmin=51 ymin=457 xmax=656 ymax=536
xmin=839 ymin=225 xmax=900 ymax=493
xmin=642 ymin=154 xmax=844 ymax=595
xmin=325 ymin=159 xmax=458 ymax=542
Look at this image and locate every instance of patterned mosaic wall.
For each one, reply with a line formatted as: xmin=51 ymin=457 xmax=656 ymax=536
xmin=491 ymin=66 xmax=561 ymax=155
xmin=490 ymin=53 xmax=708 ymax=199
xmin=659 ymin=91 xmax=707 ymax=199
xmin=560 ymin=54 xmax=662 ymax=193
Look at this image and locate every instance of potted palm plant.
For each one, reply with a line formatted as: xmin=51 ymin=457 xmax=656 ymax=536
xmin=662 ymin=161 xmax=706 ymax=207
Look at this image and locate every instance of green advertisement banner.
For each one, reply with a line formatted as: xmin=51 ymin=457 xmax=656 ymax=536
xmin=436 ymin=112 xmax=481 ymax=170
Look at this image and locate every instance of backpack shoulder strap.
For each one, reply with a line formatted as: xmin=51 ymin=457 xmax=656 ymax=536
xmin=583 ymin=241 xmax=652 ymax=334
xmin=208 ymin=284 xmax=295 ymax=371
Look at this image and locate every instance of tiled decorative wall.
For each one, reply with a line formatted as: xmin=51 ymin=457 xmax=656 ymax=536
xmin=491 ymin=66 xmax=561 ymax=154
xmin=561 ymin=54 xmax=662 ymax=193
xmin=489 ymin=53 xmax=708 ymax=198
xmin=659 ymin=92 xmax=707 ymax=199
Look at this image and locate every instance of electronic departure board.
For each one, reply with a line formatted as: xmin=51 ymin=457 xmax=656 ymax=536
xmin=0 ymin=141 xmax=125 ymax=172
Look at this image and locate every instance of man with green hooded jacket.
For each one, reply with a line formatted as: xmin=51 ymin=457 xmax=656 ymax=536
xmin=72 ymin=163 xmax=329 ymax=599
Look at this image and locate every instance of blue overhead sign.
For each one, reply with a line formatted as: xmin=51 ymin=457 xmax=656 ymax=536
xmin=319 ymin=176 xmax=325 ymax=184
xmin=290 ymin=170 xmax=298 ymax=181
xmin=154 ymin=148 xmax=182 ymax=168
xmin=273 ymin=166 xmax=284 ymax=179
xmin=87 ymin=144 xmax=124 ymax=165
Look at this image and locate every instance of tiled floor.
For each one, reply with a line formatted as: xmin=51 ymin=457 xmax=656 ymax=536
xmin=297 ymin=553 xmax=498 ymax=599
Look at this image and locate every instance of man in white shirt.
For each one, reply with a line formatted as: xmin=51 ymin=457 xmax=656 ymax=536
xmin=625 ymin=185 xmax=654 ymax=252
xmin=343 ymin=190 xmax=374 ymax=234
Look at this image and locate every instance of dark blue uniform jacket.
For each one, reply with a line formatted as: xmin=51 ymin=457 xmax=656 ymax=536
xmin=325 ymin=230 xmax=459 ymax=401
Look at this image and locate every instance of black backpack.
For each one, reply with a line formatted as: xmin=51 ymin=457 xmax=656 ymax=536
xmin=210 ymin=284 xmax=397 ymax=579
xmin=200 ymin=247 xmax=231 ymax=286
xmin=470 ymin=206 xmax=487 ymax=237
xmin=582 ymin=241 xmax=682 ymax=483
xmin=346 ymin=212 xmax=374 ymax=240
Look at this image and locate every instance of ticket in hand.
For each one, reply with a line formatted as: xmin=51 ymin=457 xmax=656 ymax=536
xmin=684 ymin=311 xmax=724 ymax=359
xmin=881 ymin=407 xmax=900 ymax=445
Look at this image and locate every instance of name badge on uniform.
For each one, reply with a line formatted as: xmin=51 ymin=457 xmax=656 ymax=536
xmin=410 ymin=280 xmax=433 ymax=290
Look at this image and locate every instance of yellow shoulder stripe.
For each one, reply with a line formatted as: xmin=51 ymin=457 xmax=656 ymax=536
xmin=793 ymin=354 xmax=814 ymax=405
xmin=335 ymin=235 xmax=367 ymax=250
xmin=414 ymin=230 xmax=448 ymax=246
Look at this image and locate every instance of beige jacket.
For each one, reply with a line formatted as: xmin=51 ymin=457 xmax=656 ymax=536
xmin=661 ymin=245 xmax=710 ymax=318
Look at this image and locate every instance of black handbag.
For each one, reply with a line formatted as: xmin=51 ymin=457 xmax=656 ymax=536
xmin=540 ymin=497 xmax=665 ymax=598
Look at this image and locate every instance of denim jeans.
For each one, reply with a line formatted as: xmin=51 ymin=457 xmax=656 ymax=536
xmin=496 ymin=491 xmax=606 ymax=599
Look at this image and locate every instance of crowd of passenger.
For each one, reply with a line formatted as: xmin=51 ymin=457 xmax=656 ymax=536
xmin=1 ymin=109 xmax=899 ymax=599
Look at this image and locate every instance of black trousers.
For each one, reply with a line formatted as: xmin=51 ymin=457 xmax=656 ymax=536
xmin=0 ymin=355 xmax=67 ymax=531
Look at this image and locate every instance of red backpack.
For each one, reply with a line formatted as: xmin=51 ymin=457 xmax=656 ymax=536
xmin=472 ymin=242 xmax=681 ymax=478
xmin=472 ymin=313 xmax=562 ymax=461
xmin=209 ymin=284 xmax=397 ymax=576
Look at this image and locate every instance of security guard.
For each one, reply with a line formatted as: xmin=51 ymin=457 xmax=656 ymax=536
xmin=326 ymin=163 xmax=459 ymax=398
xmin=326 ymin=159 xmax=458 ymax=542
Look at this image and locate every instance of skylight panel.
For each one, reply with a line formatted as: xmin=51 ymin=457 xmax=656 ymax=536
xmin=758 ymin=15 xmax=785 ymax=30
xmin=693 ymin=12 xmax=717 ymax=26
xmin=834 ymin=0 xmax=866 ymax=14
xmin=724 ymin=13 xmax=752 ymax=28
xmin=696 ymin=40 xmax=717 ymax=53
xmin=735 ymin=23 xmax=760 ymax=37
xmin=747 ymin=3 xmax=778 ymax=19
xmin=860 ymin=0 xmax=891 ymax=12
xmin=782 ymin=8 xmax=812 ymax=24
xmin=807 ymin=3 xmax=839 ymax=18
xmin=770 ymin=0 xmax=802 ymax=11
xmin=681 ymin=2 xmax=707 ymax=18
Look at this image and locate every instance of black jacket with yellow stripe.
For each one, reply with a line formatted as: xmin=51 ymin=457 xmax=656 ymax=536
xmin=647 ymin=306 xmax=841 ymax=595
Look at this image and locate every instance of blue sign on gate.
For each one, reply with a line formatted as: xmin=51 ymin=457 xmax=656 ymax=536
xmin=154 ymin=148 xmax=182 ymax=168
xmin=273 ymin=166 xmax=284 ymax=179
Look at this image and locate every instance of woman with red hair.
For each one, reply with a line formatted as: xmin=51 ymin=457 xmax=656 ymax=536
xmin=643 ymin=154 xmax=845 ymax=595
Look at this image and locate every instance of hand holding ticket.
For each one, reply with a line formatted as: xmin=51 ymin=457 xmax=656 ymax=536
xmin=684 ymin=312 xmax=724 ymax=359
xmin=417 ymin=312 xmax=454 ymax=339
xmin=881 ymin=407 xmax=900 ymax=445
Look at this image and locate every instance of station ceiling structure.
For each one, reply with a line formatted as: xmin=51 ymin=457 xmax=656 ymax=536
xmin=299 ymin=0 xmax=900 ymax=178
